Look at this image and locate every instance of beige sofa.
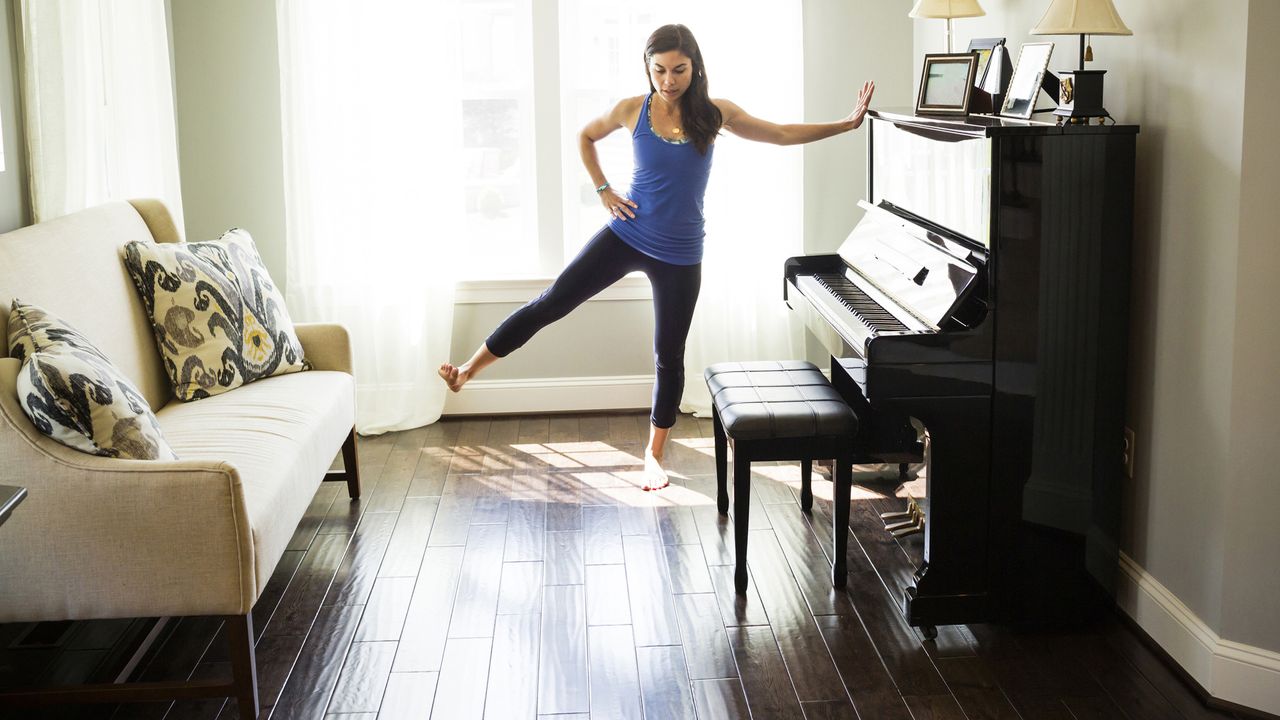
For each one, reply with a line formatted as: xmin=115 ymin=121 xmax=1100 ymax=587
xmin=0 ymin=200 xmax=360 ymax=718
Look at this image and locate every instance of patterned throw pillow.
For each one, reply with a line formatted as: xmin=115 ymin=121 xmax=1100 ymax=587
xmin=7 ymin=300 xmax=177 ymax=460
xmin=122 ymin=228 xmax=308 ymax=401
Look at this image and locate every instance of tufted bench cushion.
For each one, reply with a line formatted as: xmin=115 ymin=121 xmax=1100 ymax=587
xmin=705 ymin=360 xmax=856 ymax=441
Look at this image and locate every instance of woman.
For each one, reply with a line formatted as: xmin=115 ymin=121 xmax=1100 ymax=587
xmin=440 ymin=24 xmax=874 ymax=491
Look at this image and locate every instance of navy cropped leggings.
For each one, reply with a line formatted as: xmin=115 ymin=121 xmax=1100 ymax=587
xmin=486 ymin=226 xmax=701 ymax=429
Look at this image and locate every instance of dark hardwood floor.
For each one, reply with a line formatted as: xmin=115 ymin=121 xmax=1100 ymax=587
xmin=0 ymin=411 xmax=1243 ymax=719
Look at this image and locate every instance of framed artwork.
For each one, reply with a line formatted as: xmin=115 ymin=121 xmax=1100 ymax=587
xmin=1000 ymin=42 xmax=1055 ymax=119
xmin=915 ymin=53 xmax=980 ymax=117
xmin=967 ymin=37 xmax=1005 ymax=91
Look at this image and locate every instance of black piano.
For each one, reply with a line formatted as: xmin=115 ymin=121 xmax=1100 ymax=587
xmin=786 ymin=109 xmax=1138 ymax=634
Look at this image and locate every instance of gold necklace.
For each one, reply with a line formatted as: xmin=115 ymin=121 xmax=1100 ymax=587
xmin=655 ymin=97 xmax=682 ymax=135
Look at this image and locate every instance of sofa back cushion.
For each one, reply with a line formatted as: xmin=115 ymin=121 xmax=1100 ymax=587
xmin=0 ymin=201 xmax=177 ymax=410
xmin=9 ymin=300 xmax=177 ymax=460
xmin=122 ymin=228 xmax=308 ymax=401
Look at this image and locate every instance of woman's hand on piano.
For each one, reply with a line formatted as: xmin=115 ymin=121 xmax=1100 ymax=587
xmin=844 ymin=80 xmax=876 ymax=130
xmin=600 ymin=187 xmax=638 ymax=221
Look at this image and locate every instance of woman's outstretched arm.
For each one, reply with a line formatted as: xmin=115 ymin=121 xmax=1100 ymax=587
xmin=717 ymin=80 xmax=875 ymax=146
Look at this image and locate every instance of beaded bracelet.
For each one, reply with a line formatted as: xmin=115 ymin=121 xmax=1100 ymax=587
xmin=595 ymin=182 xmax=610 ymax=194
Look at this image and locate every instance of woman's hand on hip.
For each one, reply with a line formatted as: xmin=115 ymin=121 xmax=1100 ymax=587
xmin=601 ymin=189 xmax=638 ymax=221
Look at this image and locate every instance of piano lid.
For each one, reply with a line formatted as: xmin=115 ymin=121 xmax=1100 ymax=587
xmin=838 ymin=201 xmax=980 ymax=330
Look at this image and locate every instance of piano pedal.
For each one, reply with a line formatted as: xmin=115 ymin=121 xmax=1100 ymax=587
xmin=883 ymin=517 xmax=919 ymax=533
xmin=879 ymin=509 xmax=914 ymax=522
xmin=891 ymin=519 xmax=924 ymax=539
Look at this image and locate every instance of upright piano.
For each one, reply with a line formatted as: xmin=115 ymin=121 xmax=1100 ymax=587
xmin=785 ymin=110 xmax=1138 ymax=633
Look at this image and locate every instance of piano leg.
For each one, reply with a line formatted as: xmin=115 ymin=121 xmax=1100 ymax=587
xmin=713 ymin=408 xmax=729 ymax=515
xmin=733 ymin=447 xmax=751 ymax=593
xmin=832 ymin=449 xmax=852 ymax=589
xmin=801 ymin=460 xmax=814 ymax=512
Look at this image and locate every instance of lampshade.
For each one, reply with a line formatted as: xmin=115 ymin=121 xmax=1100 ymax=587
xmin=909 ymin=0 xmax=985 ymax=20
xmin=1031 ymin=0 xmax=1132 ymax=36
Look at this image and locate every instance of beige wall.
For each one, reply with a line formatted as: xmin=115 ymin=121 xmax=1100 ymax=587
xmin=914 ymin=0 xmax=1277 ymax=660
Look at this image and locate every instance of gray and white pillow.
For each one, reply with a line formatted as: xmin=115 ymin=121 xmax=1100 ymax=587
xmin=121 ymin=228 xmax=308 ymax=402
xmin=8 ymin=300 xmax=177 ymax=460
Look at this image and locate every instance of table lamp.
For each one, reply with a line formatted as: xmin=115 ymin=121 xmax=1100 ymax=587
xmin=909 ymin=0 xmax=985 ymax=53
xmin=1031 ymin=0 xmax=1132 ymax=122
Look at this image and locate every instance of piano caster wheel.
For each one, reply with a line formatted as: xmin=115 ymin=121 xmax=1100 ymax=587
xmin=921 ymin=625 xmax=938 ymax=640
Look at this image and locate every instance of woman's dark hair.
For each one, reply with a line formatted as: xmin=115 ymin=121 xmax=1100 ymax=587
xmin=644 ymin=24 xmax=720 ymax=155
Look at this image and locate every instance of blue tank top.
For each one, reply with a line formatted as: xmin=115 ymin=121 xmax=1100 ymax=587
xmin=608 ymin=93 xmax=714 ymax=265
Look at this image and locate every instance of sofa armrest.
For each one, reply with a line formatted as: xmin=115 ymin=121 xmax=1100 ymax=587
xmin=0 ymin=359 xmax=256 ymax=622
xmin=296 ymin=322 xmax=353 ymax=375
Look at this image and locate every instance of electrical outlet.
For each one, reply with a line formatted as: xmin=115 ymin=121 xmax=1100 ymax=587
xmin=1123 ymin=427 xmax=1136 ymax=479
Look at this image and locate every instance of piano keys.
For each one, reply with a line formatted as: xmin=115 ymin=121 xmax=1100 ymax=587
xmin=786 ymin=109 xmax=1138 ymax=633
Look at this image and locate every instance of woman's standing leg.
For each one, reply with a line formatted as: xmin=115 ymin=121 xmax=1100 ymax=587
xmin=439 ymin=227 xmax=642 ymax=391
xmin=642 ymin=258 xmax=701 ymax=490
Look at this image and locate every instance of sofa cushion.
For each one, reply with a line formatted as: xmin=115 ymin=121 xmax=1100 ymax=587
xmin=9 ymin=300 xmax=177 ymax=460
xmin=155 ymin=370 xmax=355 ymax=594
xmin=122 ymin=228 xmax=308 ymax=402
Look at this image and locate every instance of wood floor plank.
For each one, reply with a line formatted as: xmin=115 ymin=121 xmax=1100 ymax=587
xmin=549 ymin=415 xmax=579 ymax=443
xmin=800 ymin=699 xmax=860 ymax=720
xmin=586 ymin=564 xmax=632 ymax=626
xmin=664 ymin=542 xmax=714 ymax=594
xmin=497 ymin=561 xmax=545 ymax=616
xmin=428 ymin=494 xmax=477 ymax=547
xmin=1066 ymin=633 xmax=1188 ymax=720
xmin=674 ymin=593 xmax=737 ymax=680
xmin=327 ymin=640 xmax=397 ymax=714
xmin=544 ymin=531 xmax=585 ymax=586
xmin=547 ymin=501 xmax=584 ymax=532
xmin=934 ymin=656 xmax=1022 ymax=720
xmin=840 ymin=565 xmax=949 ymax=697
xmin=636 ymin=645 xmax=698 ymax=720
xmin=657 ymin=505 xmax=701 ymax=546
xmin=286 ymin=482 xmax=341 ymax=552
xmin=902 ymin=694 xmax=970 ymax=720
xmin=505 ymin=497 xmax=547 ymax=562
xmin=618 ymin=504 xmax=659 ymax=536
xmin=538 ymin=585 xmax=589 ymax=715
xmin=264 ymin=532 xmax=352 ymax=638
xmin=448 ymin=522 xmax=508 ymax=639
xmin=691 ymin=504 xmax=735 ymax=566
xmin=378 ymin=496 xmax=441 ymax=578
xmin=817 ymin=614 xmax=914 ymax=720
xmin=431 ymin=638 xmax=492 ymax=720
xmin=744 ymin=530 xmax=846 ymax=702
xmin=353 ymin=576 xmax=414 ymax=642
xmin=587 ymin=625 xmax=643 ymax=720
xmin=484 ymin=613 xmax=540 ymax=719
xmin=324 ymin=510 xmax=399 ymax=607
xmin=1100 ymin=617 xmax=1238 ymax=720
xmin=407 ymin=446 xmax=453 ymax=497
xmin=728 ymin=625 xmax=807 ymax=719
xmin=709 ymin=562 xmax=772 ymax=628
xmin=762 ymin=502 xmax=855 ymax=617
xmin=269 ymin=604 xmax=362 ymax=719
xmin=621 ymin=534 xmax=682 ymax=647
xmin=517 ymin=415 xmax=550 ymax=444
xmin=392 ymin=546 xmax=466 ymax=673
xmin=378 ymin=671 xmax=439 ymax=720
xmin=582 ymin=505 xmax=624 ymax=565
xmin=691 ymin=678 xmax=752 ymax=720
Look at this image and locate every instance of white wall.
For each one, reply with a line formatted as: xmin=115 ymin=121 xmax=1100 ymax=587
xmin=914 ymin=0 xmax=1278 ymax=710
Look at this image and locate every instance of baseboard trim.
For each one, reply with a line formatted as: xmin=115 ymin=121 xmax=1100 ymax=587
xmin=441 ymin=374 xmax=653 ymax=416
xmin=1117 ymin=552 xmax=1280 ymax=716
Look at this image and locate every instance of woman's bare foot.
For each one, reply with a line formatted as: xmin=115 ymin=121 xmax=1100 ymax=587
xmin=643 ymin=450 xmax=669 ymax=491
xmin=437 ymin=363 xmax=471 ymax=393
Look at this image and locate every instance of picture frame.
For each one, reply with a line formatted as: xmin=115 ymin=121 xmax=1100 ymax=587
xmin=1000 ymin=41 xmax=1055 ymax=119
xmin=966 ymin=37 xmax=1005 ymax=91
xmin=915 ymin=53 xmax=980 ymax=117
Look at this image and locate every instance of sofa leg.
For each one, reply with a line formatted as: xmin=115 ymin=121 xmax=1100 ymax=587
xmin=326 ymin=427 xmax=362 ymax=499
xmin=227 ymin=612 xmax=260 ymax=720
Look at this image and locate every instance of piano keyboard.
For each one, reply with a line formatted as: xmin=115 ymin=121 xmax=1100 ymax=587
xmin=811 ymin=273 xmax=910 ymax=332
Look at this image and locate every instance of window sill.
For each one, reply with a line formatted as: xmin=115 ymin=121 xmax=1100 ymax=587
xmin=454 ymin=274 xmax=652 ymax=305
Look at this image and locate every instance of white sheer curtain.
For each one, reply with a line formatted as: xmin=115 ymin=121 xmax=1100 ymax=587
xmin=559 ymin=2 xmax=806 ymax=416
xmin=277 ymin=1 xmax=464 ymax=434
xmin=17 ymin=0 xmax=183 ymax=225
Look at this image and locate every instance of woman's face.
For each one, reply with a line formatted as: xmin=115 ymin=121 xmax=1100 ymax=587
xmin=648 ymin=50 xmax=693 ymax=104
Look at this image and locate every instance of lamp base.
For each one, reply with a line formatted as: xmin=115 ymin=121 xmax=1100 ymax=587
xmin=1054 ymin=70 xmax=1110 ymax=123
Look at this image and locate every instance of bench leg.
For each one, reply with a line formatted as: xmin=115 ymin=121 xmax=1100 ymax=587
xmin=733 ymin=448 xmax=751 ymax=593
xmin=326 ymin=427 xmax=362 ymax=499
xmin=713 ymin=408 xmax=729 ymax=515
xmin=227 ymin=612 xmax=260 ymax=720
xmin=800 ymin=459 xmax=813 ymax=512
xmin=832 ymin=453 xmax=853 ymax=589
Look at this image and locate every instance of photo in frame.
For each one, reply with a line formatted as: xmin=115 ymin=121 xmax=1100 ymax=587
xmin=915 ymin=53 xmax=979 ymax=117
xmin=1000 ymin=42 xmax=1054 ymax=119
xmin=967 ymin=37 xmax=1005 ymax=91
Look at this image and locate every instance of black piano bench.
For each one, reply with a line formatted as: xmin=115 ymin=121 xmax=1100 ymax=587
xmin=704 ymin=360 xmax=858 ymax=594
